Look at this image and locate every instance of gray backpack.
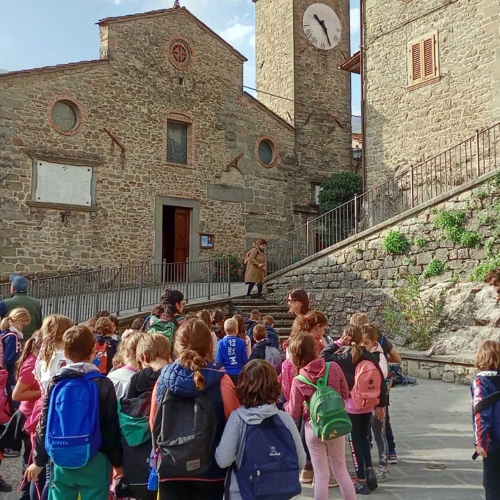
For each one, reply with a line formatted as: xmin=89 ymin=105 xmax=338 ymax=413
xmin=265 ymin=346 xmax=282 ymax=374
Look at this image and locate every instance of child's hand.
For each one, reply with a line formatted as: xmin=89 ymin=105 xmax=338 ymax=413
xmin=113 ymin=466 xmax=124 ymax=479
xmin=338 ymin=333 xmax=352 ymax=346
xmin=475 ymin=445 xmax=487 ymax=458
xmin=374 ymin=407 xmax=385 ymax=422
xmin=25 ymin=463 xmax=43 ymax=482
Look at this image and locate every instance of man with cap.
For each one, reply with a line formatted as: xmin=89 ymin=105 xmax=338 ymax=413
xmin=0 ymin=274 xmax=42 ymax=338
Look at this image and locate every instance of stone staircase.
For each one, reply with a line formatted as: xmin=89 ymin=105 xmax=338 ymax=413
xmin=230 ymin=298 xmax=294 ymax=341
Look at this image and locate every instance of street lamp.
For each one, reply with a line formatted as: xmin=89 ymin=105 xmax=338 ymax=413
xmin=353 ymin=146 xmax=362 ymax=165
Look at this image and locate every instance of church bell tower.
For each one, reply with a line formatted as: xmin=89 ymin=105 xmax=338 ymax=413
xmin=254 ymin=0 xmax=352 ymax=207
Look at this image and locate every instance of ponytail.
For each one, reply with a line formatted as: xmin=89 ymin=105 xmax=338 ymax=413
xmin=342 ymin=325 xmax=363 ymax=364
xmin=179 ymin=348 xmax=206 ymax=391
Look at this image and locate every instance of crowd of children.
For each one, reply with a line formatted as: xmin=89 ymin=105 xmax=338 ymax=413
xmin=0 ymin=283 xmax=498 ymax=500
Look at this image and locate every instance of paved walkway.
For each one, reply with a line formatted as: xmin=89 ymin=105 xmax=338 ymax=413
xmin=0 ymin=380 xmax=483 ymax=499
xmin=299 ymin=379 xmax=482 ymax=500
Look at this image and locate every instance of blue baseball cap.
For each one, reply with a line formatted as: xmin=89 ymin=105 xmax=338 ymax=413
xmin=9 ymin=273 xmax=29 ymax=293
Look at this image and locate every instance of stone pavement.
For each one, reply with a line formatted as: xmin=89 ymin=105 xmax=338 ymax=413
xmin=0 ymin=380 xmax=483 ymax=499
xmin=298 ymin=379 xmax=483 ymax=500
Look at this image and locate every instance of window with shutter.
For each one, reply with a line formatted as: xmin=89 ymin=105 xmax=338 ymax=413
xmin=408 ymin=32 xmax=439 ymax=87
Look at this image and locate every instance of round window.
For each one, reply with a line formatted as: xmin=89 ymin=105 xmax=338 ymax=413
xmin=258 ymin=139 xmax=274 ymax=166
xmin=51 ymin=100 xmax=79 ymax=132
xmin=168 ymin=38 xmax=193 ymax=70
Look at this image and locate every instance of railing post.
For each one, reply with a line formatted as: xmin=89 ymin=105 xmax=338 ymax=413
xmin=115 ymin=263 xmax=122 ymax=316
xmin=410 ymin=167 xmax=415 ymax=208
xmin=32 ymin=272 xmax=38 ymax=299
xmin=207 ymin=258 xmax=211 ymax=301
xmin=354 ymin=194 xmax=359 ymax=234
xmin=94 ymin=266 xmax=102 ymax=317
xmin=227 ymin=257 xmax=231 ymax=297
xmin=54 ymin=272 xmax=60 ymax=314
xmin=306 ymin=218 xmax=311 ymax=256
xmin=75 ymin=267 xmax=82 ymax=324
xmin=185 ymin=258 xmax=190 ymax=304
xmin=138 ymin=261 xmax=144 ymax=312
xmin=162 ymin=259 xmax=166 ymax=290
xmin=476 ymin=129 xmax=481 ymax=176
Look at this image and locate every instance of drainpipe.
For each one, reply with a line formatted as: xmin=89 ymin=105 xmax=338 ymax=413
xmin=360 ymin=0 xmax=367 ymax=191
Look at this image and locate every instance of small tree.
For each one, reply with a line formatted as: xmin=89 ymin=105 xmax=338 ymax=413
xmin=318 ymin=171 xmax=363 ymax=213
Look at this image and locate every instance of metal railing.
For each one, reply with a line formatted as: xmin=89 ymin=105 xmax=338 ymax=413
xmin=268 ymin=122 xmax=500 ymax=272
xmin=0 ymin=258 xmax=241 ymax=323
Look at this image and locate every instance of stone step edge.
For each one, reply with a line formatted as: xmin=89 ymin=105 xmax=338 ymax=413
xmin=399 ymin=348 xmax=474 ymax=367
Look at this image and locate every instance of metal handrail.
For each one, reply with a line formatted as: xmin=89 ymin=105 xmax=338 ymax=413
xmin=267 ymin=122 xmax=500 ymax=272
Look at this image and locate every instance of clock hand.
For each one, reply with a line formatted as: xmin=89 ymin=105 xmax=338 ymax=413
xmin=314 ymin=14 xmax=332 ymax=46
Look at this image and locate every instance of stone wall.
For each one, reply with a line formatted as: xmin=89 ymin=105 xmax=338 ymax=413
xmin=0 ymin=7 xmax=301 ymax=277
xmin=363 ymin=0 xmax=500 ymax=188
xmin=266 ymin=171 xmax=500 ymax=354
xmin=401 ymin=349 xmax=475 ymax=385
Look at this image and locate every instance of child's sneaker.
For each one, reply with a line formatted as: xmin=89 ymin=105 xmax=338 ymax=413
xmin=3 ymin=448 xmax=20 ymax=458
xmin=0 ymin=478 xmax=12 ymax=492
xmin=376 ymin=467 xmax=390 ymax=483
xmin=388 ymin=450 xmax=398 ymax=464
xmin=329 ymin=474 xmax=338 ymax=488
xmin=354 ymin=482 xmax=370 ymax=495
xmin=299 ymin=467 xmax=314 ymax=484
xmin=366 ymin=467 xmax=378 ymax=491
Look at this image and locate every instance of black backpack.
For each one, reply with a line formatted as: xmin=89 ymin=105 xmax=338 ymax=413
xmin=153 ymin=388 xmax=217 ymax=478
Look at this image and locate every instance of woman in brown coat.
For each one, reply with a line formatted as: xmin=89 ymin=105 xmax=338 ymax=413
xmin=244 ymin=238 xmax=267 ymax=298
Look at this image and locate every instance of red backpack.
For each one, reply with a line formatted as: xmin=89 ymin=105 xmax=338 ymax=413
xmin=350 ymin=360 xmax=382 ymax=410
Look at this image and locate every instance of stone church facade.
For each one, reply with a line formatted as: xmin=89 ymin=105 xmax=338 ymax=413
xmin=362 ymin=0 xmax=500 ymax=189
xmin=0 ymin=2 xmax=351 ymax=277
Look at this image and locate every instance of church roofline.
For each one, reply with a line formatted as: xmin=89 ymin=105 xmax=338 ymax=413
xmin=0 ymin=60 xmax=109 ymax=81
xmin=243 ymin=92 xmax=295 ymax=133
xmin=97 ymin=7 xmax=248 ymax=63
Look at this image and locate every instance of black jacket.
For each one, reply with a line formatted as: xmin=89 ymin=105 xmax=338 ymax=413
xmin=126 ymin=367 xmax=162 ymax=399
xmin=34 ymin=369 xmax=123 ymax=468
xmin=249 ymin=338 xmax=273 ymax=361
xmin=322 ymin=343 xmax=388 ymax=408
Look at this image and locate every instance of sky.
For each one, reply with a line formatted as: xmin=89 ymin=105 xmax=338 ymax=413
xmin=0 ymin=0 xmax=361 ymax=115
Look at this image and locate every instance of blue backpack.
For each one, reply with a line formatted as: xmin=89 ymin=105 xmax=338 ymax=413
xmin=233 ymin=413 xmax=301 ymax=500
xmin=46 ymin=372 xmax=104 ymax=468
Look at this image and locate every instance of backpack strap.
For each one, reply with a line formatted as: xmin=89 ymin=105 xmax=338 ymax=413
xmin=475 ymin=391 xmax=500 ymax=413
xmin=295 ymin=362 xmax=331 ymax=389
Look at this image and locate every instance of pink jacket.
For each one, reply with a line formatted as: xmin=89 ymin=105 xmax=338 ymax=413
xmin=285 ymin=357 xmax=349 ymax=421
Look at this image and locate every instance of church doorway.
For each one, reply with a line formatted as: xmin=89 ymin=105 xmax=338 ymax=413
xmin=162 ymin=205 xmax=190 ymax=264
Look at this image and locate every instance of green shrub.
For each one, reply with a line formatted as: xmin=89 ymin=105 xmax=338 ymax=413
xmin=380 ymin=271 xmax=443 ymax=350
xmin=383 ymin=231 xmax=410 ymax=254
xmin=470 ymin=255 xmax=500 ymax=282
xmin=213 ymin=254 xmax=243 ymax=282
xmin=460 ymin=231 xmax=483 ymax=248
xmin=422 ymin=259 xmax=446 ymax=279
xmin=414 ymin=237 xmax=428 ymax=247
xmin=318 ymin=171 xmax=363 ymax=213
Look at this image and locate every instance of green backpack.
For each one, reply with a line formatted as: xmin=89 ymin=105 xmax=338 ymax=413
xmin=296 ymin=362 xmax=352 ymax=441
xmin=147 ymin=315 xmax=183 ymax=344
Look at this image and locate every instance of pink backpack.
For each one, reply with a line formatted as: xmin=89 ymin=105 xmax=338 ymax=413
xmin=350 ymin=360 xmax=382 ymax=410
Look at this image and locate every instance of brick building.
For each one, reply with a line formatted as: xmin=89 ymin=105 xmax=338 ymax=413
xmin=358 ymin=0 xmax=500 ymax=188
xmin=0 ymin=2 xmax=351 ymax=276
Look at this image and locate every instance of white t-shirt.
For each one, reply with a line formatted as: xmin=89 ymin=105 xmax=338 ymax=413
xmin=35 ymin=348 xmax=69 ymax=394
xmin=108 ymin=365 xmax=139 ymax=399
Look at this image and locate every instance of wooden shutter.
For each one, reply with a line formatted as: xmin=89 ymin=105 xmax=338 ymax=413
xmin=423 ymin=36 xmax=436 ymax=78
xmin=411 ymin=43 xmax=422 ymax=83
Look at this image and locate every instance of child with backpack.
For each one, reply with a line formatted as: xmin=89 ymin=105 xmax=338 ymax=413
xmin=108 ymin=331 xmax=144 ymax=399
xmin=262 ymin=315 xmax=280 ymax=349
xmin=0 ymin=331 xmax=43 ymax=497
xmin=0 ymin=307 xmax=30 ymax=389
xmin=285 ymin=333 xmax=355 ymax=500
xmin=216 ymin=318 xmax=248 ymax=386
xmin=126 ymin=333 xmax=170 ymax=400
xmin=244 ymin=310 xmax=261 ymax=343
xmin=322 ymin=325 xmax=388 ymax=495
xmin=249 ymin=324 xmax=282 ymax=374
xmin=215 ymin=359 xmax=305 ymax=500
xmin=25 ymin=325 xmax=123 ymax=500
xmin=151 ymin=318 xmax=240 ymax=499
xmin=471 ymin=340 xmax=500 ymax=500
xmin=350 ymin=313 xmax=400 ymax=465
xmin=361 ymin=325 xmax=390 ymax=483
xmin=233 ymin=314 xmax=252 ymax=358
xmin=94 ymin=317 xmax=119 ymax=375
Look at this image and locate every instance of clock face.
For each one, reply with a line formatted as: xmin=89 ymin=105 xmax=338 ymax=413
xmin=303 ymin=3 xmax=342 ymax=50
